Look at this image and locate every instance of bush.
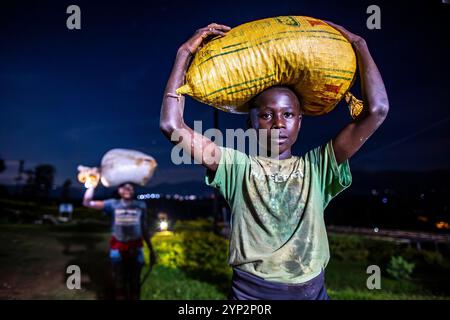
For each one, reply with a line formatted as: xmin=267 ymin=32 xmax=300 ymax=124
xmin=150 ymin=232 xmax=186 ymax=269
xmin=172 ymin=218 xmax=214 ymax=232
xmin=363 ymin=239 xmax=399 ymax=266
xmin=182 ymin=231 xmax=229 ymax=273
xmin=328 ymin=234 xmax=369 ymax=262
xmin=386 ymin=256 xmax=415 ymax=280
xmin=147 ymin=220 xmax=231 ymax=291
xmin=402 ymin=247 xmax=446 ymax=271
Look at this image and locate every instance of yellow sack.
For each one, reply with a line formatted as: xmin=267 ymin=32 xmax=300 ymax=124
xmin=177 ymin=16 xmax=360 ymax=116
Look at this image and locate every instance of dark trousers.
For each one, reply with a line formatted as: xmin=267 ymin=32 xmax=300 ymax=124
xmin=111 ymin=248 xmax=143 ymax=300
xmin=230 ymin=268 xmax=330 ymax=300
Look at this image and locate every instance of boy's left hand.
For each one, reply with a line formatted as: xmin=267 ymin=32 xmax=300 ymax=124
xmin=325 ymin=21 xmax=365 ymax=45
xmin=327 ymin=20 xmax=389 ymax=165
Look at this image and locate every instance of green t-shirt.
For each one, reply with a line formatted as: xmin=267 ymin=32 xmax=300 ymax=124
xmin=205 ymin=140 xmax=352 ymax=284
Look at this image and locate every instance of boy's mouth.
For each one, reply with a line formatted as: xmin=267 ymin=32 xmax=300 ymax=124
xmin=277 ymin=137 xmax=288 ymax=144
xmin=271 ymin=133 xmax=289 ymax=144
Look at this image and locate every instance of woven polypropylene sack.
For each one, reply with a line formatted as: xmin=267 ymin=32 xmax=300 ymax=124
xmin=100 ymin=149 xmax=158 ymax=187
xmin=176 ymin=16 xmax=357 ymax=115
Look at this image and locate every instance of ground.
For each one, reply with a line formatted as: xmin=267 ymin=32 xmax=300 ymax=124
xmin=0 ymin=224 xmax=113 ymax=299
xmin=1 ymin=224 xmax=449 ymax=300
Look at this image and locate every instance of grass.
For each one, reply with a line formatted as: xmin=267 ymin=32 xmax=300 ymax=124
xmin=139 ymin=260 xmax=450 ymax=300
xmin=139 ymin=225 xmax=450 ymax=300
xmin=1 ymin=220 xmax=450 ymax=300
xmin=326 ymin=260 xmax=448 ymax=300
xmin=141 ymin=265 xmax=226 ymax=300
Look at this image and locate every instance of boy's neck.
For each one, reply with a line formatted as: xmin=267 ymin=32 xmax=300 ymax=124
xmin=278 ymin=149 xmax=293 ymax=160
xmin=120 ymin=198 xmax=133 ymax=205
xmin=260 ymin=148 xmax=293 ymax=160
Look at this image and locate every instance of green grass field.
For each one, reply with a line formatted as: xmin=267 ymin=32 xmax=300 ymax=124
xmin=140 ymin=260 xmax=450 ymax=300
xmin=1 ymin=221 xmax=449 ymax=300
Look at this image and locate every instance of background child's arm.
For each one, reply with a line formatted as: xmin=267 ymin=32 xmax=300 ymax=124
xmin=326 ymin=21 xmax=389 ymax=165
xmin=159 ymin=23 xmax=231 ymax=172
xmin=82 ymin=186 xmax=105 ymax=210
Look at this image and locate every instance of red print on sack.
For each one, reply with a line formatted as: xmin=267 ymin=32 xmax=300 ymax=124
xmin=306 ymin=19 xmax=327 ymax=27
xmin=324 ymin=84 xmax=342 ymax=94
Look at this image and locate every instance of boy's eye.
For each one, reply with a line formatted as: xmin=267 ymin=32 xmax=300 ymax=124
xmin=260 ymin=113 xmax=272 ymax=120
xmin=284 ymin=112 xmax=294 ymax=118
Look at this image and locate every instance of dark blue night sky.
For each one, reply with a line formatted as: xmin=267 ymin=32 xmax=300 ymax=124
xmin=1 ymin=0 xmax=449 ymax=187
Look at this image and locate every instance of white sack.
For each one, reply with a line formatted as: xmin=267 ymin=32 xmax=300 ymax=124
xmin=100 ymin=149 xmax=158 ymax=187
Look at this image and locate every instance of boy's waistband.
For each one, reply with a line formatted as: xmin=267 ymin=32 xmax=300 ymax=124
xmin=109 ymin=236 xmax=143 ymax=252
xmin=230 ymin=267 xmax=329 ymax=300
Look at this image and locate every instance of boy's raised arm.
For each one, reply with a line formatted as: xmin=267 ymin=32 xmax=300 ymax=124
xmin=327 ymin=21 xmax=389 ymax=165
xmin=159 ymin=24 xmax=231 ymax=172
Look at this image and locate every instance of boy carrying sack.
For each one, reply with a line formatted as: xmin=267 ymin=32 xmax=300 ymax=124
xmin=159 ymin=19 xmax=389 ymax=300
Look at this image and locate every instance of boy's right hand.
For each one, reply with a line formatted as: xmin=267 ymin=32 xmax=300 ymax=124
xmin=161 ymin=24 xmax=226 ymax=174
xmin=84 ymin=180 xmax=98 ymax=189
xmin=179 ymin=23 xmax=231 ymax=55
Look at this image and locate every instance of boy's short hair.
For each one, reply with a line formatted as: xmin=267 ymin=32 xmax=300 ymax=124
xmin=117 ymin=182 xmax=136 ymax=189
xmin=248 ymin=85 xmax=302 ymax=111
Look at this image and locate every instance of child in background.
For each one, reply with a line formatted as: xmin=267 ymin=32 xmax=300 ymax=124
xmin=83 ymin=182 xmax=156 ymax=300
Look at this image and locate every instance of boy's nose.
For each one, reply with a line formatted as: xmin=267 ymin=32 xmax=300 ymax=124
xmin=271 ymin=115 xmax=286 ymax=129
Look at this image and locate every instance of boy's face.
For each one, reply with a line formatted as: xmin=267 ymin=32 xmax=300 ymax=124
xmin=118 ymin=183 xmax=135 ymax=200
xmin=249 ymin=87 xmax=303 ymax=159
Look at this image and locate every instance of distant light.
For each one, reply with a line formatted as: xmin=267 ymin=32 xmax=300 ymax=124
xmin=137 ymin=193 xmax=162 ymax=200
xmin=374 ymin=227 xmax=379 ymax=233
xmin=436 ymin=221 xmax=449 ymax=230
xmin=420 ymin=193 xmax=425 ymax=199
xmin=371 ymin=189 xmax=378 ymax=196
xmin=417 ymin=216 xmax=429 ymax=222
xmin=382 ymin=197 xmax=388 ymax=204
xmin=159 ymin=220 xmax=169 ymax=231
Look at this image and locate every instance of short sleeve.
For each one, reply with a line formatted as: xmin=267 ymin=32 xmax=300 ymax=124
xmin=103 ymin=199 xmax=115 ymax=217
xmin=309 ymin=140 xmax=352 ymax=208
xmin=205 ymin=147 xmax=249 ymax=204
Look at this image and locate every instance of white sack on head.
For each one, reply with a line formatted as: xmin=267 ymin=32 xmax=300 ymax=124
xmin=100 ymin=149 xmax=158 ymax=187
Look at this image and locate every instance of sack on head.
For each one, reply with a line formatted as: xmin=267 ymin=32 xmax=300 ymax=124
xmin=100 ymin=149 xmax=158 ymax=187
xmin=177 ymin=16 xmax=359 ymax=116
xmin=77 ymin=149 xmax=158 ymax=188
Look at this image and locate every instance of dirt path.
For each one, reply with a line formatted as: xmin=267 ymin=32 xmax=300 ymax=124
xmin=0 ymin=225 xmax=114 ymax=300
